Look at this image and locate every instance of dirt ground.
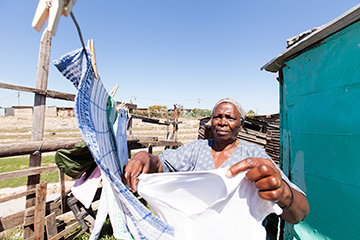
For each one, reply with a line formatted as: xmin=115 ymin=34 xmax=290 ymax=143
xmin=0 ymin=116 xmax=200 ymax=145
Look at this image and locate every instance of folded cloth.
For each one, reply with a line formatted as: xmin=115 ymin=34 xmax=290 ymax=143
xmin=72 ymin=166 xmax=102 ymax=209
xmin=137 ymin=168 xmax=283 ymax=240
xmin=54 ymin=48 xmax=174 ymax=240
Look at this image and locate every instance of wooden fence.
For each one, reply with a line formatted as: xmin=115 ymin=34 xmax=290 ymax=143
xmin=0 ymin=25 xmax=183 ymax=239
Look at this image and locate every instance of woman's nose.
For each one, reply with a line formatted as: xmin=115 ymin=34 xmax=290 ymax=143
xmin=219 ymin=117 xmax=228 ymax=125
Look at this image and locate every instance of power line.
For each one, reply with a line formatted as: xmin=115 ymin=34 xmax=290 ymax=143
xmin=0 ymin=93 xmax=17 ymax=100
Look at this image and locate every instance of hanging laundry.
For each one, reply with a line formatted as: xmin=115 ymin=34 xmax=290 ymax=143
xmin=54 ymin=48 xmax=174 ymax=240
xmin=90 ymin=109 xmax=134 ymax=240
xmin=90 ymin=172 xmax=134 ymax=240
xmin=53 ymin=48 xmax=90 ymax=89
xmin=137 ymin=168 xmax=282 ymax=240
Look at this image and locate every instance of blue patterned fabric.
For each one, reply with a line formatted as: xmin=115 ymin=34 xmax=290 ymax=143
xmin=53 ymin=48 xmax=90 ymax=89
xmin=54 ymin=48 xmax=174 ymax=240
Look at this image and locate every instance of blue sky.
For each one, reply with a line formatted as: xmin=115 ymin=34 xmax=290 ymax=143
xmin=0 ymin=0 xmax=358 ymax=114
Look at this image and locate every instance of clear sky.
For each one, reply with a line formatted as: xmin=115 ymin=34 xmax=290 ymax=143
xmin=0 ymin=1 xmax=358 ymax=114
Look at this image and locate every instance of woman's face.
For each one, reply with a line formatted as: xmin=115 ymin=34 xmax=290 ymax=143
xmin=211 ymin=102 xmax=242 ymax=144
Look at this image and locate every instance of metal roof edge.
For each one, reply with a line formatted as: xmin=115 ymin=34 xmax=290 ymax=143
xmin=260 ymin=3 xmax=360 ymax=73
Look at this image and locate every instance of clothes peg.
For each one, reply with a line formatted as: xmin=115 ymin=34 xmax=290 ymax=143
xmin=62 ymin=0 xmax=77 ymax=16
xmin=109 ymin=85 xmax=119 ymax=97
xmin=87 ymin=39 xmax=99 ymax=79
xmin=32 ymin=0 xmax=77 ymax=36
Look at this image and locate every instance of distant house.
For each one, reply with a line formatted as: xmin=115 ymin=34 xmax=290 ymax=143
xmin=0 ymin=108 xmax=14 ymax=116
xmin=261 ymin=4 xmax=360 ymax=240
xmin=12 ymin=106 xmax=33 ymax=117
xmin=56 ymin=107 xmax=74 ymax=117
xmin=9 ymin=106 xmax=72 ymax=117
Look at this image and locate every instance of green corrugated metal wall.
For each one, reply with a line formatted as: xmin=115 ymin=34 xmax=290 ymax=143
xmin=280 ymin=20 xmax=360 ymax=240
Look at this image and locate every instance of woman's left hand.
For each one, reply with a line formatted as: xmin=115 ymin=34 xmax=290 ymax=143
xmin=226 ymin=157 xmax=288 ymax=204
xmin=226 ymin=157 xmax=309 ymax=224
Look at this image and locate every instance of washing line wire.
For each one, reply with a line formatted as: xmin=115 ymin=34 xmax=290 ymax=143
xmin=70 ymin=11 xmax=86 ymax=50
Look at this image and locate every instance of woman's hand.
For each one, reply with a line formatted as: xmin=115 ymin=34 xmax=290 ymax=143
xmin=226 ymin=157 xmax=309 ymax=224
xmin=122 ymin=151 xmax=162 ymax=192
xmin=226 ymin=157 xmax=286 ymax=203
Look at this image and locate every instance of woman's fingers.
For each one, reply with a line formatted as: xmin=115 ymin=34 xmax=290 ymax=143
xmin=123 ymin=160 xmax=147 ymax=192
xmin=226 ymin=157 xmax=286 ymax=202
xmin=258 ymin=187 xmax=283 ymax=202
xmin=254 ymin=176 xmax=281 ymax=190
xmin=226 ymin=157 xmax=278 ymax=178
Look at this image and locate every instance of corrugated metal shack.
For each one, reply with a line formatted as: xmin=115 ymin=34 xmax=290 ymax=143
xmin=261 ymin=3 xmax=360 ymax=240
xmin=198 ymin=114 xmax=280 ymax=163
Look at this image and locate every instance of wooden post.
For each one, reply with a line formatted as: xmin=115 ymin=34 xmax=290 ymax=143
xmin=24 ymin=29 xmax=52 ymax=239
xmin=148 ymin=145 xmax=153 ymax=154
xmin=59 ymin=171 xmax=66 ymax=213
xmin=34 ymin=182 xmax=47 ymax=240
xmin=173 ymin=105 xmax=178 ymax=143
xmin=166 ymin=110 xmax=169 ymax=138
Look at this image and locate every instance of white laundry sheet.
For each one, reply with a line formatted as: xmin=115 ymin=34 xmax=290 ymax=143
xmin=137 ymin=168 xmax=283 ymax=240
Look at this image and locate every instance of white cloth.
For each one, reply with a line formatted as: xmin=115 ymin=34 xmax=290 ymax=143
xmin=137 ymin=168 xmax=283 ymax=240
xmin=89 ymin=173 xmax=134 ymax=240
xmin=72 ymin=166 xmax=102 ymax=208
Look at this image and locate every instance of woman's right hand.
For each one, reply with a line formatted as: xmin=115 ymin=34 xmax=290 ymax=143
xmin=122 ymin=151 xmax=162 ymax=192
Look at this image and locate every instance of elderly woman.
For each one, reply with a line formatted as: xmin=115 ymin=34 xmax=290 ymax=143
xmin=123 ymin=98 xmax=309 ymax=224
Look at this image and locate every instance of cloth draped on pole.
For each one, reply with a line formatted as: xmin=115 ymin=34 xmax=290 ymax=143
xmin=53 ymin=48 xmax=175 ymax=240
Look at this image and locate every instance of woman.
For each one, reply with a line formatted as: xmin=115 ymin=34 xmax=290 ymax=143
xmin=123 ymin=98 xmax=309 ymax=224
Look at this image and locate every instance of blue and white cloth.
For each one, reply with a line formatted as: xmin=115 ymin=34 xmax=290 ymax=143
xmin=54 ymin=48 xmax=174 ymax=240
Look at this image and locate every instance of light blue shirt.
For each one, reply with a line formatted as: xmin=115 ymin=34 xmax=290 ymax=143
xmin=159 ymin=139 xmax=304 ymax=194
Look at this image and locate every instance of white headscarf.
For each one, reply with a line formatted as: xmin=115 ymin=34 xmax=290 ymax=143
xmin=211 ymin=98 xmax=246 ymax=120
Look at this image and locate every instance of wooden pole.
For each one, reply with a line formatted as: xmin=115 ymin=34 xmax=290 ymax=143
xmin=0 ymin=138 xmax=82 ymax=157
xmin=34 ymin=182 xmax=47 ymax=240
xmin=24 ymin=29 xmax=52 ymax=240
xmin=59 ymin=171 xmax=66 ymax=213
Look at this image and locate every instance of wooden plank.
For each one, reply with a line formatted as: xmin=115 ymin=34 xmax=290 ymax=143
xmin=131 ymin=114 xmax=180 ymax=125
xmin=0 ymin=189 xmax=36 ymax=204
xmin=48 ymin=201 xmax=62 ymax=216
xmin=0 ymin=82 xmax=75 ymax=101
xmin=64 ymin=229 xmax=86 ymax=240
xmin=127 ymin=136 xmax=158 ymax=142
xmin=59 ymin=171 xmax=66 ymax=213
xmin=0 ymin=201 xmax=64 ymax=233
xmin=0 ymin=138 xmax=82 ymax=157
xmin=25 ymin=28 xmax=52 ymax=240
xmin=34 ymin=182 xmax=47 ymax=240
xmin=0 ymin=211 xmax=26 ymax=232
xmin=0 ymin=82 xmax=135 ymax=107
xmin=0 ymin=166 xmax=58 ymax=181
xmin=49 ymin=221 xmax=80 ymax=240
xmin=45 ymin=213 xmax=57 ymax=239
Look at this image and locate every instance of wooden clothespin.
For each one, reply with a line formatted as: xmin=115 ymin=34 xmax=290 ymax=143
xmin=32 ymin=0 xmax=77 ymax=36
xmin=109 ymin=85 xmax=119 ymax=98
xmin=87 ymin=39 xmax=99 ymax=79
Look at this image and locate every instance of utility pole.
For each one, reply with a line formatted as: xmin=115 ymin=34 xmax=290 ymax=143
xmin=17 ymin=92 xmax=20 ymax=106
xmin=198 ymin=98 xmax=201 ymax=109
